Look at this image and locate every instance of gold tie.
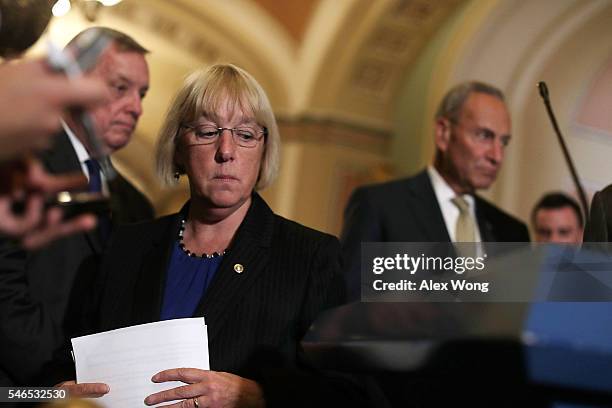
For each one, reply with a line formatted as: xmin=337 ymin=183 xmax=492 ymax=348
xmin=452 ymin=196 xmax=478 ymax=257
xmin=451 ymin=195 xmax=476 ymax=243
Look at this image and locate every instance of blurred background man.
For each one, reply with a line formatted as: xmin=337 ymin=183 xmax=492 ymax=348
xmin=584 ymin=184 xmax=612 ymax=242
xmin=340 ymin=81 xmax=529 ymax=300
xmin=531 ymin=192 xmax=583 ymax=244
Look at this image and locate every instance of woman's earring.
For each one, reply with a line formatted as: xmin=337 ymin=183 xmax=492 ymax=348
xmin=174 ymin=171 xmax=181 ymax=181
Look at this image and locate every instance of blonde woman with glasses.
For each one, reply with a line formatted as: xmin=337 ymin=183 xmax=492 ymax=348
xmin=59 ymin=64 xmax=370 ymax=408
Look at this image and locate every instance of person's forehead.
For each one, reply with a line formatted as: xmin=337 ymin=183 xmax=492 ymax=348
xmin=200 ymin=100 xmax=256 ymax=123
xmin=460 ymin=92 xmax=510 ymax=126
xmin=536 ymin=207 xmax=580 ymax=226
xmin=94 ymin=46 xmax=149 ymax=81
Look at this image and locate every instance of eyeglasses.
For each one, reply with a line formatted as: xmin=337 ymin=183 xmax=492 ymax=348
xmin=181 ymin=124 xmax=267 ymax=148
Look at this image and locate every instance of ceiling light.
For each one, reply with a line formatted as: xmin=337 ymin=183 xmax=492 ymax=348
xmin=51 ymin=0 xmax=123 ymax=21
xmin=52 ymin=0 xmax=71 ymax=17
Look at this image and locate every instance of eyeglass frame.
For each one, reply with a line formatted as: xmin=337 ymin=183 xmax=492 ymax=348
xmin=179 ymin=123 xmax=268 ymax=148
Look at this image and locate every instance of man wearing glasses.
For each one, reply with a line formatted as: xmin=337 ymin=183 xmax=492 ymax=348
xmin=340 ymin=81 xmax=530 ymax=301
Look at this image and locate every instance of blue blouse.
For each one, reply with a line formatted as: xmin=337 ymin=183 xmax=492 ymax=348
xmin=160 ymin=241 xmax=223 ymax=320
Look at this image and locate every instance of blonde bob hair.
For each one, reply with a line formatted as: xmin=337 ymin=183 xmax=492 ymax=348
xmin=155 ymin=64 xmax=280 ymax=190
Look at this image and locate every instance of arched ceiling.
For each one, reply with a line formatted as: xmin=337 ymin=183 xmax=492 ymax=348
xmin=254 ymin=0 xmax=320 ymax=43
xmin=101 ymin=0 xmax=465 ymax=126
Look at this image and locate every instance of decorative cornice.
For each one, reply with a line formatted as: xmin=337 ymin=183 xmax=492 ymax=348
xmin=347 ymin=0 xmax=463 ymax=100
xmin=108 ymin=0 xmax=220 ymax=62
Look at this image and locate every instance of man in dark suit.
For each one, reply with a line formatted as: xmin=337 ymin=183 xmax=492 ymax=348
xmin=584 ymin=185 xmax=612 ymax=242
xmin=341 ymin=81 xmax=530 ymax=300
xmin=0 ymin=27 xmax=154 ymax=385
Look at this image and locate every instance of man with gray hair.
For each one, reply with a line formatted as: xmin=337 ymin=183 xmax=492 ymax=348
xmin=340 ymin=81 xmax=529 ymax=300
xmin=0 ymin=27 xmax=154 ymax=386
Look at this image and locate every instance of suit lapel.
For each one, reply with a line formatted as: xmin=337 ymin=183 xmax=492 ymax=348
xmin=130 ymin=215 xmax=181 ymax=324
xmin=475 ymin=196 xmax=496 ymax=242
xmin=407 ymin=170 xmax=451 ymax=241
xmin=39 ymin=131 xmax=82 ymax=175
xmin=108 ymin=173 xmax=132 ymax=224
xmin=194 ymin=193 xmax=274 ymax=343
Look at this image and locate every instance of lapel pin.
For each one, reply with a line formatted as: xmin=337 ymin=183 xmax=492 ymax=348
xmin=234 ymin=263 xmax=244 ymax=274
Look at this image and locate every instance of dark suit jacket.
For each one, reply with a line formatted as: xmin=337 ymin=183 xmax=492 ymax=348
xmin=0 ymin=131 xmax=154 ymax=385
xmin=340 ymin=169 xmax=530 ymax=300
xmin=584 ymin=184 xmax=612 ymax=242
xmin=71 ymin=194 xmax=370 ymax=406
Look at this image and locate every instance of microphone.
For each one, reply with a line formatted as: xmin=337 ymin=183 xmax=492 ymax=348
xmin=537 ymin=81 xmax=589 ymax=220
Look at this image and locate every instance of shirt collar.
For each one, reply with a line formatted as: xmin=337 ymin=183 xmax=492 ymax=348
xmin=427 ymin=165 xmax=475 ymax=210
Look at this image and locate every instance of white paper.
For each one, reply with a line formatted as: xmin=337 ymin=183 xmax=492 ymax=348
xmin=72 ymin=318 xmax=209 ymax=408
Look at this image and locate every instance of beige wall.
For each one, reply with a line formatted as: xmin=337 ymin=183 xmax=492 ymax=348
xmin=515 ymin=2 xmax=612 ymax=213
xmin=269 ymin=138 xmax=389 ymax=235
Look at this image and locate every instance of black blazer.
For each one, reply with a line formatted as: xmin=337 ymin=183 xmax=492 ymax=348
xmin=584 ymin=184 xmax=612 ymax=242
xmin=0 ymin=131 xmax=154 ymax=385
xmin=340 ymin=169 xmax=530 ymax=300
xmin=84 ymin=194 xmax=366 ymax=406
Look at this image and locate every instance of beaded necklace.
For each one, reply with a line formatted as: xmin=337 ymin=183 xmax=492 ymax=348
xmin=178 ymin=218 xmax=227 ymax=258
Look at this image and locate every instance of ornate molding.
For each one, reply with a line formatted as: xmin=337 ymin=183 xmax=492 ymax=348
xmin=108 ymin=0 xmax=220 ymax=62
xmin=277 ymin=115 xmax=391 ymax=155
xmin=347 ymin=0 xmax=463 ymax=100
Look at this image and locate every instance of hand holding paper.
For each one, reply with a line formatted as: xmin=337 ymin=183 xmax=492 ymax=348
xmin=70 ymin=318 xmax=209 ymax=407
xmin=144 ymin=368 xmax=265 ymax=408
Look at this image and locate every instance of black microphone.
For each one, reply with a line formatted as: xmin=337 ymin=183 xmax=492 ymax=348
xmin=537 ymin=81 xmax=589 ymax=220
